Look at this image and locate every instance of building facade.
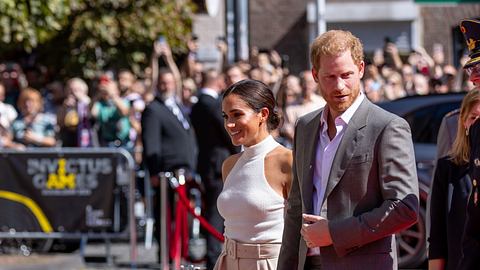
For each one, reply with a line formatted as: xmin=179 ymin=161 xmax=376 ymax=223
xmin=192 ymin=0 xmax=480 ymax=74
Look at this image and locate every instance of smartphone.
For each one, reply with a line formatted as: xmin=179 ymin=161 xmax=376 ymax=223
xmin=157 ymin=35 xmax=166 ymax=45
xmin=258 ymin=48 xmax=270 ymax=54
xmin=281 ymin=54 xmax=289 ymax=68
xmin=383 ymin=37 xmax=394 ymax=67
xmin=433 ymin=43 xmax=443 ymax=53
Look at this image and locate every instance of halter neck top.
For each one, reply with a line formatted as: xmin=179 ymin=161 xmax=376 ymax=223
xmin=217 ymin=135 xmax=286 ymax=243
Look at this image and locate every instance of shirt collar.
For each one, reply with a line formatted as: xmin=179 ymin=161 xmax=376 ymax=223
xmin=320 ymin=91 xmax=364 ymax=127
xmin=164 ymin=96 xmax=177 ymax=106
xmin=200 ymin=88 xmax=219 ymax=99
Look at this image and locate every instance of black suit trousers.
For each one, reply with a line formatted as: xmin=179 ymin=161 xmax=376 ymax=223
xmin=202 ymin=175 xmax=224 ymax=270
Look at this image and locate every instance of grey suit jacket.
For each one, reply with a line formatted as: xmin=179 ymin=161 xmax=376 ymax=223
xmin=436 ymin=109 xmax=459 ymax=160
xmin=278 ymin=98 xmax=419 ymax=270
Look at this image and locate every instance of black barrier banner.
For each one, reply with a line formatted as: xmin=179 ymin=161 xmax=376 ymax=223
xmin=0 ymin=151 xmax=120 ymax=233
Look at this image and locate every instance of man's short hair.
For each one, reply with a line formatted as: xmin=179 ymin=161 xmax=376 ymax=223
xmin=201 ymin=68 xmax=220 ymax=87
xmin=310 ymin=30 xmax=364 ymax=71
xmin=118 ymin=68 xmax=135 ymax=78
xmin=66 ymin=77 xmax=88 ymax=93
xmin=158 ymin=68 xmax=174 ymax=82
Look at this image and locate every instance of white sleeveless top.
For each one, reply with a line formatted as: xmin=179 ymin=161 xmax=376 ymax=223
xmin=217 ymin=135 xmax=286 ymax=243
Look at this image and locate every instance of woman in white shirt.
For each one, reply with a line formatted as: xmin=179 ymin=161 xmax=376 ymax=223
xmin=215 ymin=79 xmax=292 ymax=270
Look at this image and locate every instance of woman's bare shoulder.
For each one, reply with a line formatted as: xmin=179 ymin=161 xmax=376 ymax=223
xmin=270 ymin=145 xmax=293 ymax=164
xmin=265 ymin=145 xmax=293 ymax=176
xmin=222 ymin=152 xmax=242 ymax=181
xmin=266 ymin=144 xmax=293 ymax=198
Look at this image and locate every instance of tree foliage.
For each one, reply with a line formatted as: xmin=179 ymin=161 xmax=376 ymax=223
xmin=0 ymin=0 xmax=195 ymax=79
xmin=0 ymin=0 xmax=71 ymax=50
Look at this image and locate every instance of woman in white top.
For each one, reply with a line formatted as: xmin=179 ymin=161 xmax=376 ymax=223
xmin=214 ymin=79 xmax=292 ymax=270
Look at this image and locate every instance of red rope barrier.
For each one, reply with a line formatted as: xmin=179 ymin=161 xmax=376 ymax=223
xmin=170 ymin=184 xmax=189 ymax=269
xmin=174 ymin=185 xmax=225 ymax=242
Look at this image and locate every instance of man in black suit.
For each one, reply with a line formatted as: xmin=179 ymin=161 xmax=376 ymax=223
xmin=190 ymin=69 xmax=238 ymax=270
xmin=141 ymin=67 xmax=197 ymax=263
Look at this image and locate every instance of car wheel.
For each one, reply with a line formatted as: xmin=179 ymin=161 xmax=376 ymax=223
xmin=396 ymin=207 xmax=427 ymax=268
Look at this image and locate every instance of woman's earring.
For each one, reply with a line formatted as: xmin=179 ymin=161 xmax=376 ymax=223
xmin=466 ymin=127 xmax=469 ymax=136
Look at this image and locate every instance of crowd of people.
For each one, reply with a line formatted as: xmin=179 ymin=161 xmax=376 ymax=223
xmin=0 ymin=30 xmax=474 ymax=153
xmin=1 ymin=16 xmax=480 ymax=270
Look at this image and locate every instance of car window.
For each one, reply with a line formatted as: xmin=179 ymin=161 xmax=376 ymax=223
xmin=404 ymin=102 xmax=461 ymax=144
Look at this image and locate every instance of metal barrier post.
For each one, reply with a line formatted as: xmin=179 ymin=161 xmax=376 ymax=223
xmin=128 ymin=156 xmax=138 ymax=267
xmin=115 ymin=148 xmax=138 ymax=267
xmin=106 ymin=237 xmax=113 ymax=266
xmin=144 ymin=169 xmax=154 ymax=249
xmin=159 ymin=172 xmax=170 ymax=270
xmin=80 ymin=234 xmax=88 ymax=259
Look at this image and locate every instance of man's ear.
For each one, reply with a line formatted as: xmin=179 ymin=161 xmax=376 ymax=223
xmin=358 ymin=61 xmax=365 ymax=79
xmin=311 ymin=68 xmax=319 ymax=83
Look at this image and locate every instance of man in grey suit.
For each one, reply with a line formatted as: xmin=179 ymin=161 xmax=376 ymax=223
xmin=277 ymin=30 xmax=419 ymax=270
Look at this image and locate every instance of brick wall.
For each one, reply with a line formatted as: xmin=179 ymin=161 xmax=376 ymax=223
xmin=421 ymin=4 xmax=480 ymax=66
xmin=248 ymin=1 xmax=480 ymax=73
xmin=250 ymin=0 xmax=310 ymax=74
xmin=249 ymin=0 xmax=417 ymax=74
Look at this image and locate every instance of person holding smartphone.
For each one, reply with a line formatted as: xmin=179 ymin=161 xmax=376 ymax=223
xmin=91 ymin=74 xmax=131 ymax=148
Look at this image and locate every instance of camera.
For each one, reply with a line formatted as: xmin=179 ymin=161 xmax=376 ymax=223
xmin=99 ymin=75 xmax=110 ymax=85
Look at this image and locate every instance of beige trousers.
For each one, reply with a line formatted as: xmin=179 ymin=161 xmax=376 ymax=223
xmin=213 ymin=237 xmax=281 ymax=270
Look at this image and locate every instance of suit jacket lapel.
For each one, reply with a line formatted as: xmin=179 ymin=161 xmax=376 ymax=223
xmin=323 ymin=99 xmax=369 ymax=203
xmin=302 ymin=110 xmax=322 ymax=214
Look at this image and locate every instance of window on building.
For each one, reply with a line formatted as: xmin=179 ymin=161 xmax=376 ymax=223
xmin=192 ymin=0 xmax=207 ymax=14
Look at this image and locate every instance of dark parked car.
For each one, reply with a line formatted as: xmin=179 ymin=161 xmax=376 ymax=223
xmin=378 ymin=92 xmax=466 ymax=268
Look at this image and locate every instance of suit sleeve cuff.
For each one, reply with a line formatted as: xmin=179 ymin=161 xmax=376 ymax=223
xmin=329 ymin=216 xmax=363 ymax=257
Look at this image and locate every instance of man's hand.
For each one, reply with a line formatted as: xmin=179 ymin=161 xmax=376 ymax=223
xmin=72 ymin=89 xmax=91 ymax=104
xmin=384 ymin=43 xmax=399 ymax=56
xmin=64 ymin=95 xmax=76 ymax=107
xmin=102 ymin=81 xmax=119 ymax=98
xmin=153 ymin=41 xmax=173 ymax=59
xmin=216 ymin=40 xmax=227 ymax=54
xmin=23 ymin=130 xmax=41 ymax=145
xmin=301 ymin=214 xmax=333 ymax=248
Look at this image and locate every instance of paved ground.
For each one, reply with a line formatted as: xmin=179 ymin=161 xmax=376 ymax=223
xmin=0 ymin=241 xmax=206 ymax=270
xmin=0 ymin=239 xmax=425 ymax=270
